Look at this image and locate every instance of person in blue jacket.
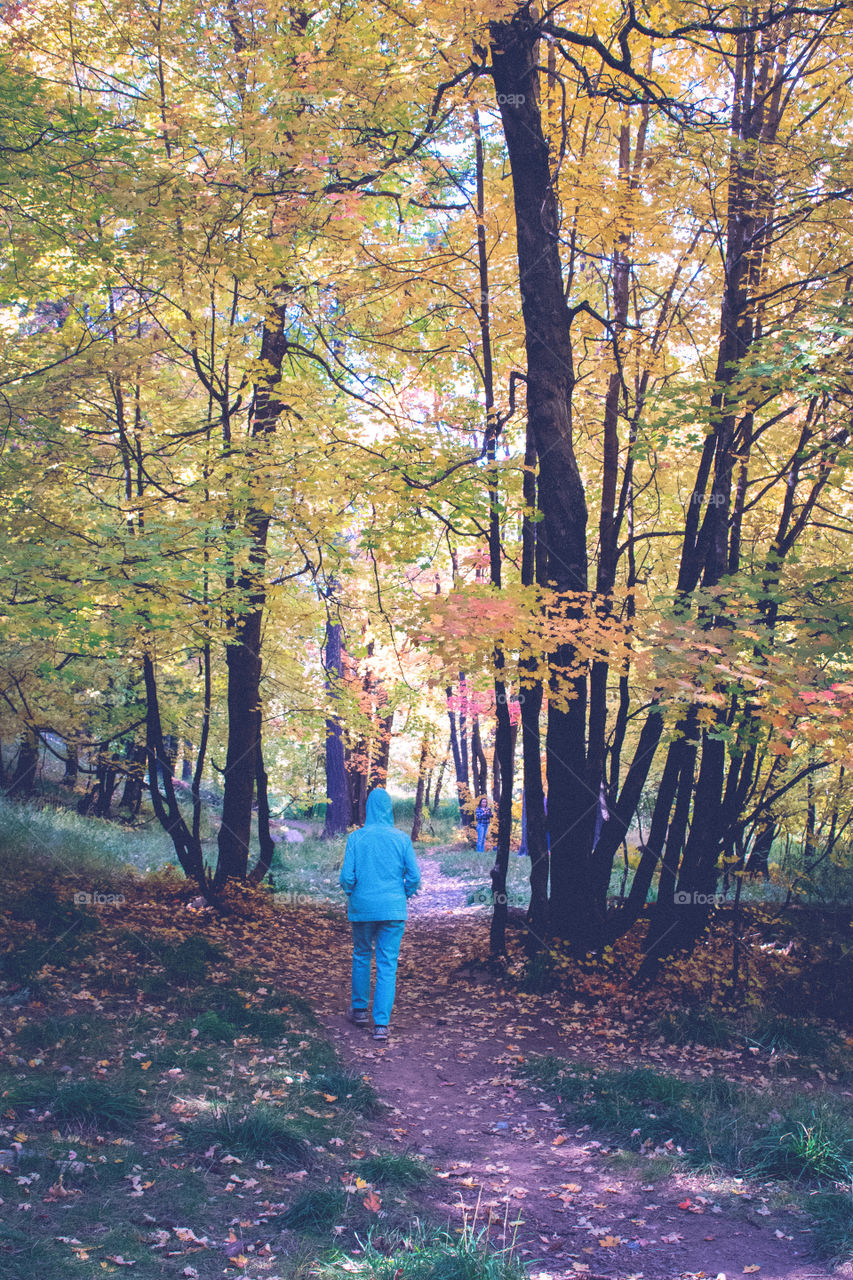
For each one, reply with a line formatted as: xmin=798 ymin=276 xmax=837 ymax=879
xmin=338 ymin=787 xmax=421 ymax=1041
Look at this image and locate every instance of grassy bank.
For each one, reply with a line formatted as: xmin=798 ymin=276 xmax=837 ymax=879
xmin=0 ymin=830 xmax=520 ymax=1280
xmin=521 ymin=1053 xmax=853 ymax=1261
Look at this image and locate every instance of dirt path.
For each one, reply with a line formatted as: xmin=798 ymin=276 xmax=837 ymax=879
xmin=284 ymin=849 xmax=841 ymax=1280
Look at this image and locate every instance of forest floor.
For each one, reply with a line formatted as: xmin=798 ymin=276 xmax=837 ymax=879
xmin=284 ymin=845 xmax=852 ymax=1280
xmin=2 ymin=815 xmax=851 ymax=1280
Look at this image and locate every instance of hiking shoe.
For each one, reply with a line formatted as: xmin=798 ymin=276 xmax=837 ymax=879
xmin=373 ymin=1024 xmax=389 ymax=1042
xmin=348 ymin=1008 xmax=369 ymax=1028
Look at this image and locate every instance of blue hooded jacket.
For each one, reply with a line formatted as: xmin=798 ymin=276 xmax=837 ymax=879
xmin=339 ymin=788 xmax=421 ymax=921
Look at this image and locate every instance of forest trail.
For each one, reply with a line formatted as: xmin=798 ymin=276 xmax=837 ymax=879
xmin=283 ymin=847 xmax=839 ymax=1280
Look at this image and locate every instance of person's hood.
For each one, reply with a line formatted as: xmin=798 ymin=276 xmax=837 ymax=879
xmin=365 ymin=787 xmax=394 ymax=826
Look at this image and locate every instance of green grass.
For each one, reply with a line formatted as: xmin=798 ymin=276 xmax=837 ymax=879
xmin=522 ymin=1056 xmax=853 ymax=1182
xmin=183 ymin=1102 xmax=311 ymax=1162
xmin=655 ymin=1004 xmax=736 ymax=1047
xmin=651 ymin=1004 xmax=846 ymax=1072
xmin=745 ymin=1011 xmax=829 ymax=1058
xmin=0 ymin=814 xmax=445 ymax=1280
xmin=748 ymin=1109 xmax=853 ymax=1182
xmin=0 ymin=796 xmax=181 ymax=877
xmin=306 ymin=1069 xmax=383 ymax=1116
xmin=357 ymin=1151 xmax=435 ymax=1187
xmin=283 ymin=1186 xmax=348 ymax=1232
xmin=810 ymin=1188 xmax=853 ymax=1261
xmin=191 ymin=1009 xmax=240 ymax=1041
xmin=317 ymin=1221 xmax=528 ymax=1280
xmin=9 ymin=1077 xmax=146 ymax=1130
xmin=522 ymin=1053 xmax=853 ymax=1260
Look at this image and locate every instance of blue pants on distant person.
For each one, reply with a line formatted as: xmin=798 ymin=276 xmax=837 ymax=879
xmin=350 ymin=921 xmax=406 ymax=1027
xmin=476 ymin=822 xmax=489 ymax=852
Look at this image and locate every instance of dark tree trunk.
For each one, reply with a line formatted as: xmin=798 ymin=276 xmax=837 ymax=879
xmin=641 ymin=728 xmax=699 ymax=975
xmin=347 ymin=742 xmax=368 ymax=827
xmin=491 ymin=12 xmax=594 ymax=950
xmin=7 ymin=727 xmax=39 ymax=798
xmin=143 ymin=653 xmax=206 ymax=886
xmin=216 ymin=608 xmax=263 ymax=886
xmin=745 ymin=819 xmax=775 ymax=879
xmin=249 ymin=736 xmax=276 ymax=884
xmin=94 ymin=752 xmax=118 ymax=818
xmin=446 ymin=688 xmax=470 ymax=828
xmin=370 ymin=711 xmax=394 ymax=790
xmin=62 ymin=735 xmax=79 ymax=787
xmin=119 ymin=742 xmax=146 ymax=815
xmin=471 ymin=716 xmax=488 ymax=801
xmin=521 ymin=422 xmax=549 ymax=953
xmin=431 ymin=745 xmax=449 ymax=815
xmin=411 ymin=734 xmax=430 ymax=842
xmin=160 ymin=733 xmax=178 ymax=788
xmin=214 ymin=302 xmax=287 ymax=888
xmin=323 ymin=619 xmax=350 ymax=837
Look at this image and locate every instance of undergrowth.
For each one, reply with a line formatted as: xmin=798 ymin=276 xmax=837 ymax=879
xmin=522 ymin=1054 xmax=853 ymax=1260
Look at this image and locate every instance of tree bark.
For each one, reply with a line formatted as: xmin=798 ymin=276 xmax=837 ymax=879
xmin=214 ymin=303 xmax=286 ymax=887
xmin=491 ymin=12 xmax=594 ymax=948
xmin=7 ymin=726 xmax=39 ymax=798
xmin=411 ymin=734 xmax=430 ymax=842
xmin=323 ymin=618 xmax=350 ymax=837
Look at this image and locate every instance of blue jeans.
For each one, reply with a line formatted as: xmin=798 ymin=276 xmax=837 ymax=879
xmin=476 ymin=822 xmax=488 ymax=852
xmin=350 ymin=921 xmax=406 ymax=1026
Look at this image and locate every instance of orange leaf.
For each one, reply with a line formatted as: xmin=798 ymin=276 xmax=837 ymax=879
xmin=363 ymin=1190 xmax=382 ymax=1213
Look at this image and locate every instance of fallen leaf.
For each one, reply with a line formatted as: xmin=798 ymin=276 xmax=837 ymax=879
xmin=363 ymin=1190 xmax=382 ymax=1213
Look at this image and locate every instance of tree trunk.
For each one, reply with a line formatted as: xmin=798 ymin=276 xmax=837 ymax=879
xmin=94 ymin=751 xmax=118 ymax=818
xmin=7 ymin=726 xmax=39 ymax=798
xmin=323 ymin=618 xmax=350 ymax=837
xmin=119 ymin=742 xmax=146 ymax=815
xmin=249 ymin=736 xmax=276 ymax=884
xmin=491 ymin=12 xmax=594 ymax=950
xmin=62 ymin=735 xmax=79 ymax=787
xmin=143 ymin=652 xmax=206 ymax=886
xmin=431 ymin=745 xmax=449 ymax=815
xmin=411 ymin=734 xmax=430 ymax=842
xmin=213 ymin=302 xmax=287 ymax=888
xmin=446 ymin=687 xmax=470 ymax=828
xmin=216 ymin=608 xmax=263 ymax=886
xmin=471 ymin=716 xmax=488 ymax=801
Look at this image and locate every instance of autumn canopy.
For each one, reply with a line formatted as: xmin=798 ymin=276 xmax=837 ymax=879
xmin=1 ymin=0 xmax=852 ymax=968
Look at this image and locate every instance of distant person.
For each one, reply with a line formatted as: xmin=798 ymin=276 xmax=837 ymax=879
xmin=474 ymin=796 xmax=493 ymax=852
xmin=339 ymin=787 xmax=421 ymax=1042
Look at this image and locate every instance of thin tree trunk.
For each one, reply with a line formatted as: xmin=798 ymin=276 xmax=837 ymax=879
xmin=411 ymin=734 xmax=430 ymax=842
xmin=7 ymin=726 xmax=39 ymax=798
xmin=431 ymin=745 xmax=449 ymax=815
xmin=323 ymin=618 xmax=350 ymax=837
